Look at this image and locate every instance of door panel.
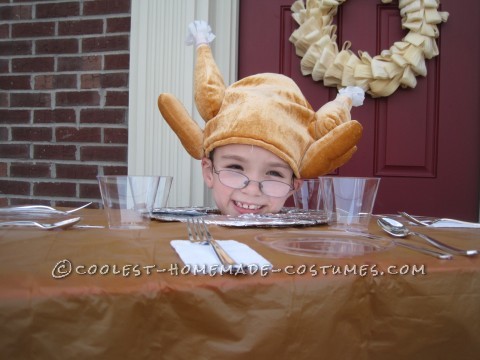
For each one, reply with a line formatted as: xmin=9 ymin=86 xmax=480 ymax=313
xmin=238 ymin=0 xmax=479 ymax=220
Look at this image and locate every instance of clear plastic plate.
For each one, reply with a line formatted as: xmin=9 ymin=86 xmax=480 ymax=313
xmin=255 ymin=230 xmax=395 ymax=258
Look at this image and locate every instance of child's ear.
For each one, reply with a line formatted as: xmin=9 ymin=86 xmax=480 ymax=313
xmin=201 ymin=157 xmax=214 ymax=188
xmin=292 ymin=178 xmax=303 ymax=192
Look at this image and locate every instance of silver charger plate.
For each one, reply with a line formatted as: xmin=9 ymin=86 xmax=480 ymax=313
xmin=256 ymin=230 xmax=395 ymax=257
xmin=151 ymin=208 xmax=328 ymax=228
xmin=151 ymin=207 xmax=219 ymax=222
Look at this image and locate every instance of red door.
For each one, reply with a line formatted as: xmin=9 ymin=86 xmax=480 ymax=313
xmin=238 ymin=0 xmax=479 ymax=221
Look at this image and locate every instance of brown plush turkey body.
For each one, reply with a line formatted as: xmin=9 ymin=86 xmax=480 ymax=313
xmin=158 ymin=40 xmax=363 ymax=179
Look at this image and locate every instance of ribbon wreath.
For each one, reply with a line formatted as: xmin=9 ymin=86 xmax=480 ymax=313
xmin=289 ymin=0 xmax=449 ymax=97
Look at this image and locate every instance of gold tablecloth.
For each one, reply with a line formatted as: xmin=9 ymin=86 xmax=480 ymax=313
xmin=0 ymin=209 xmax=479 ymax=359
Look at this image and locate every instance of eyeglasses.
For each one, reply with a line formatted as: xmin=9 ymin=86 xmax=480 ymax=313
xmin=212 ymin=164 xmax=294 ymax=197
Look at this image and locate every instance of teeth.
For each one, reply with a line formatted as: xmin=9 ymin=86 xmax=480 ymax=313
xmin=235 ymin=201 xmax=261 ymax=210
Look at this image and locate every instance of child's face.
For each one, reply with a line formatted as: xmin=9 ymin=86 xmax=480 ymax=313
xmin=202 ymin=144 xmax=301 ymax=216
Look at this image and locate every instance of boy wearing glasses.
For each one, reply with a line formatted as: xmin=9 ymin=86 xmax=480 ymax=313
xmin=158 ymin=21 xmax=364 ymax=216
xmin=202 ymin=144 xmax=300 ymax=215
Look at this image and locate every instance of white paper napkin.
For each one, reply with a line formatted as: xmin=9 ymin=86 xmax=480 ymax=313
xmin=429 ymin=219 xmax=480 ymax=228
xmin=170 ymin=240 xmax=272 ymax=275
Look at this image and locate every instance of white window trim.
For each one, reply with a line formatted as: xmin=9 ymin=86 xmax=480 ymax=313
xmin=128 ymin=0 xmax=239 ymax=207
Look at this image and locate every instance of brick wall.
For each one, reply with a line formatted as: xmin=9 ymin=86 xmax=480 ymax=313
xmin=0 ymin=0 xmax=131 ymax=208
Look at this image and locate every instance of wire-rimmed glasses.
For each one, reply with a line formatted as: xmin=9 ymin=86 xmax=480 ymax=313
xmin=212 ymin=164 xmax=294 ymax=197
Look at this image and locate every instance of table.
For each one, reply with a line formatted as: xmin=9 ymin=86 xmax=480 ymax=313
xmin=0 ymin=209 xmax=479 ymax=359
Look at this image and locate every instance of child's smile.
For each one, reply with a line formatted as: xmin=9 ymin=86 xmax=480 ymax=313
xmin=202 ymin=144 xmax=301 ymax=216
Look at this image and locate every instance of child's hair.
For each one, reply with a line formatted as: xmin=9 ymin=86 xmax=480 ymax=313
xmin=208 ymin=149 xmax=215 ymax=161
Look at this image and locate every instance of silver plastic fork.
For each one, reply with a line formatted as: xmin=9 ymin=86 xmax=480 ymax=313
xmin=186 ymin=217 xmax=240 ymax=269
xmin=398 ymin=211 xmax=480 ymax=228
xmin=0 ymin=202 xmax=93 ymax=215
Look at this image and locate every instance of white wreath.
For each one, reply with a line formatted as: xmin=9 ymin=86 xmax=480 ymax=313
xmin=289 ymin=0 xmax=449 ymax=97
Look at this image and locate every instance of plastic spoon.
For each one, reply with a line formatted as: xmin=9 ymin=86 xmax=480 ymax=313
xmin=0 ymin=217 xmax=81 ymax=230
xmin=378 ymin=217 xmax=477 ymax=257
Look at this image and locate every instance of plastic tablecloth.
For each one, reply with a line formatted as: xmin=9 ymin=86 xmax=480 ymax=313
xmin=0 ymin=209 xmax=479 ymax=359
